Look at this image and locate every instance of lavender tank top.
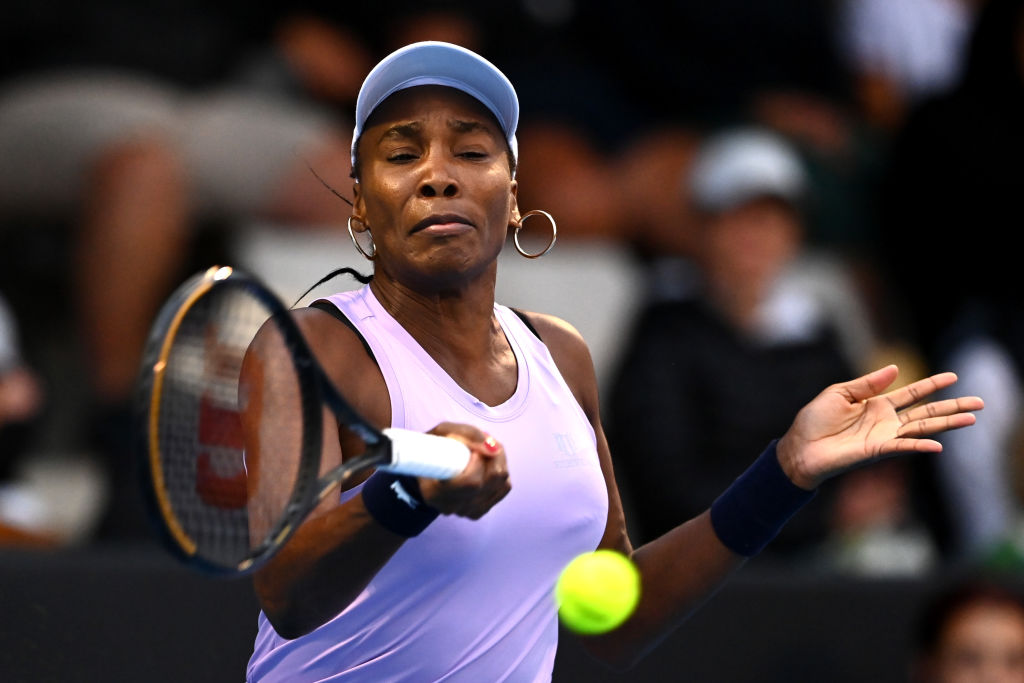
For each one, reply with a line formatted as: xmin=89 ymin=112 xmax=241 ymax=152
xmin=247 ymin=285 xmax=608 ymax=682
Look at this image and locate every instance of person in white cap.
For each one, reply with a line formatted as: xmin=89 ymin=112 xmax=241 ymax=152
xmin=607 ymin=128 xmax=859 ymax=558
xmin=244 ymin=42 xmax=983 ymax=682
xmin=607 ymin=128 xmax=941 ymax=575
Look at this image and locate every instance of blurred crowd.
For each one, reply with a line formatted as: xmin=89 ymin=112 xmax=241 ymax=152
xmin=0 ymin=0 xmax=1022 ymax=583
xmin=910 ymin=575 xmax=1024 ymax=682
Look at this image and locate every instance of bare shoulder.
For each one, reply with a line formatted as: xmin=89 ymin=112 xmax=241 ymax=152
xmin=287 ymin=305 xmax=391 ymax=428
xmin=514 ymin=309 xmax=599 ymax=420
xmin=516 ymin=310 xmax=590 ymax=357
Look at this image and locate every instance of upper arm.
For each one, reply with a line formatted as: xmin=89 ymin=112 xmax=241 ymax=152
xmin=241 ymin=306 xmax=387 ymax=554
xmin=517 ymin=311 xmax=633 ymax=557
xmin=243 ymin=306 xmax=396 ymax=625
xmin=285 ymin=306 xmax=391 ymax=489
xmin=240 ymin=316 xmax=303 ymax=543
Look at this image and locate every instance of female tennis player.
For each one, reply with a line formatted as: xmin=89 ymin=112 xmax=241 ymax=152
xmin=245 ymin=42 xmax=983 ymax=681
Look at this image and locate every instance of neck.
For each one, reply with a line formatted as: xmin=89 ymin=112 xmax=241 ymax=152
xmin=368 ymin=266 xmax=520 ymax=405
xmin=370 ymin=264 xmax=497 ymax=338
xmin=706 ymin=277 xmax=763 ymax=334
xmin=368 ymin=264 xmax=516 ymax=406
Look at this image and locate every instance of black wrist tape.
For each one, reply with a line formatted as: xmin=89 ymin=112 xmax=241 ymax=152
xmin=362 ymin=471 xmax=440 ymax=537
xmin=710 ymin=440 xmax=816 ymax=557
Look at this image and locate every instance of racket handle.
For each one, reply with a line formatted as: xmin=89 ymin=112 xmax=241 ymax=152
xmin=380 ymin=428 xmax=471 ymax=479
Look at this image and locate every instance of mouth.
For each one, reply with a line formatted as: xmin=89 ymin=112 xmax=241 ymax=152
xmin=411 ymin=213 xmax=475 ymax=234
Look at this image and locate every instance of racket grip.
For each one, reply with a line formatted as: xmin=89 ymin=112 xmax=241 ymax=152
xmin=380 ymin=428 xmax=471 ymax=479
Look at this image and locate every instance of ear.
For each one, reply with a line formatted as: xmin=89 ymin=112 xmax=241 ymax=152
xmin=351 ymin=181 xmax=368 ymax=232
xmin=508 ymin=179 xmax=521 ymax=227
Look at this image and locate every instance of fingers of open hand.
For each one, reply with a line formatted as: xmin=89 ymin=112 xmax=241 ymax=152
xmin=884 ymin=372 xmax=959 ymax=411
xmin=895 ymin=396 xmax=981 ymax=439
xmin=897 ymin=395 xmax=984 ymax=425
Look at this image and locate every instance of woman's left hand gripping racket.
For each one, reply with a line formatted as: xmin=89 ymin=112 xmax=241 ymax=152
xmin=135 ymin=266 xmax=470 ymax=575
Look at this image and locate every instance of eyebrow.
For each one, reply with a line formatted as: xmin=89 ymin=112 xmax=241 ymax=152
xmin=379 ymin=118 xmax=498 ymax=142
xmin=448 ymin=119 xmax=496 ymax=136
xmin=380 ymin=122 xmax=422 ymax=141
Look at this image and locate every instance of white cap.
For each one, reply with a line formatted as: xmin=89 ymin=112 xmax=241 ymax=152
xmin=688 ymin=129 xmax=807 ymax=212
xmin=351 ymin=41 xmax=519 ymax=172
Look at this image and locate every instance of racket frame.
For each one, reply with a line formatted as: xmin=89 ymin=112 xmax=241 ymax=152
xmin=137 ymin=266 xmax=468 ymax=576
xmin=138 ymin=266 xmax=389 ymax=575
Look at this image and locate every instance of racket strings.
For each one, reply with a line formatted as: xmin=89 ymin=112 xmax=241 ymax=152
xmin=154 ymin=286 xmax=304 ymax=568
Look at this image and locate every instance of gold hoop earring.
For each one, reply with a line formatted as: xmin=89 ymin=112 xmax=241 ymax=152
xmin=513 ymin=210 xmax=557 ymax=259
xmin=347 ymin=216 xmax=376 ymax=260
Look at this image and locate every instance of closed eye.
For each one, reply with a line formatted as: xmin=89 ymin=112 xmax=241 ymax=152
xmin=387 ymin=152 xmax=419 ymax=163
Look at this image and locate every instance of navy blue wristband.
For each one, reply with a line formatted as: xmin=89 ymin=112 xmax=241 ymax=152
xmin=710 ymin=440 xmax=816 ymax=557
xmin=361 ymin=471 xmax=439 ymax=537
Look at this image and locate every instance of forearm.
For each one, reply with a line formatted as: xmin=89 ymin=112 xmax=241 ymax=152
xmin=253 ymin=493 xmax=406 ymax=639
xmin=583 ymin=512 xmax=743 ymax=669
xmin=586 ymin=442 xmax=814 ymax=668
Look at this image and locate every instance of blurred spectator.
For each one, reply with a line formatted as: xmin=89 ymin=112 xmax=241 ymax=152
xmin=604 ymin=128 xmax=919 ymax=567
xmin=0 ymin=293 xmax=43 ymax=463
xmin=911 ymin=577 xmax=1024 ymax=683
xmin=0 ymin=1 xmax=364 ymax=540
xmin=838 ymin=0 xmax=980 ymax=133
xmin=587 ymin=0 xmax=852 ymax=251
xmin=820 ymin=459 xmax=939 ymax=576
xmin=560 ymin=0 xmax=890 ymax=264
xmin=876 ymin=0 xmax=1024 ymax=560
xmin=0 ymin=291 xmax=49 ymax=544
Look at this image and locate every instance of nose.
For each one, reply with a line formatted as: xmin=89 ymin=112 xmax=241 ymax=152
xmin=418 ymin=153 xmax=459 ymax=198
xmin=419 ymin=177 xmax=458 ymax=198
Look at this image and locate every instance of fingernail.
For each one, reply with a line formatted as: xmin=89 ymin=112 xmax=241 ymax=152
xmin=484 ymin=435 xmax=500 ymax=452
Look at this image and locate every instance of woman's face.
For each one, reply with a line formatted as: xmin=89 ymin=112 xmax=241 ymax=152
xmin=353 ymin=85 xmax=518 ymax=291
xmin=698 ymin=196 xmax=802 ymax=297
xmin=932 ymin=601 xmax=1024 ymax=683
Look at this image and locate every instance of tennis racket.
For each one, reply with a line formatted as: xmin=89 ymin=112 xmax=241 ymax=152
xmin=135 ymin=265 xmax=470 ymax=575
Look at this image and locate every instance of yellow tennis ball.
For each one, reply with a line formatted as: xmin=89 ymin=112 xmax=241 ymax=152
xmin=555 ymin=550 xmax=641 ymax=635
